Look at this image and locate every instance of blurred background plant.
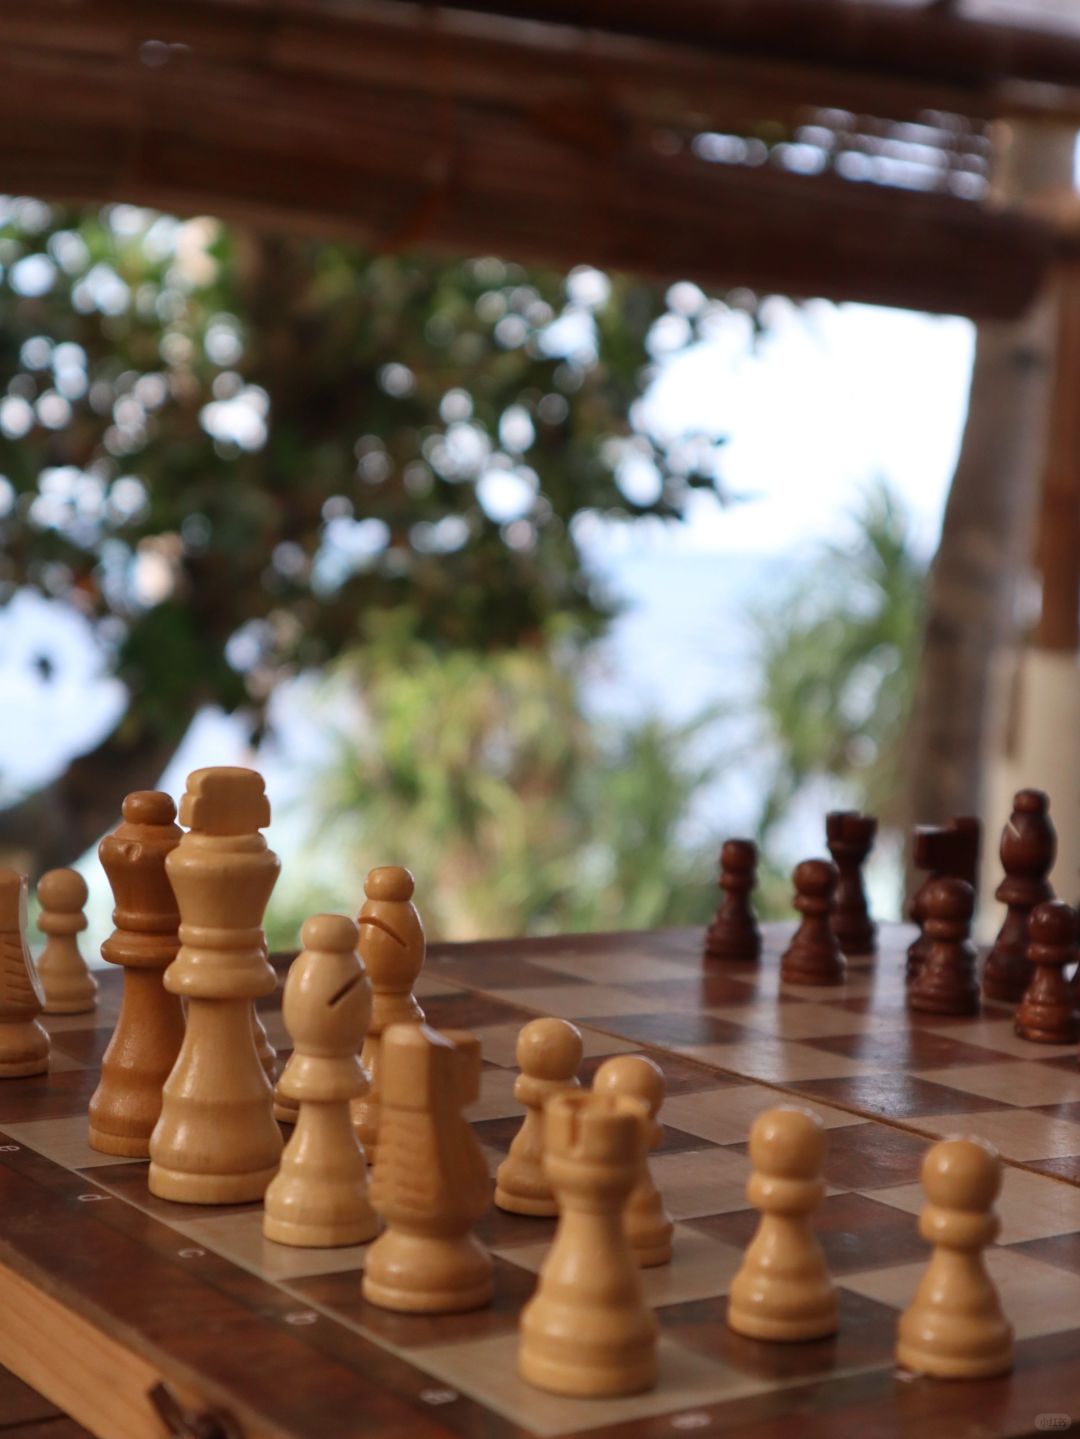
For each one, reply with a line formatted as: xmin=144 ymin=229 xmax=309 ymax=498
xmin=0 ymin=196 xmax=953 ymax=943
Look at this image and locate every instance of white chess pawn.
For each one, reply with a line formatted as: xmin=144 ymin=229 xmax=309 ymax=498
xmin=897 ymin=1138 xmax=1013 ymax=1379
xmin=592 ymin=1054 xmax=674 ymax=1267
xmin=728 ymin=1106 xmax=837 ymax=1341
xmin=0 ymin=870 xmax=49 ymax=1077
xmin=37 ymin=868 xmax=98 ymax=1014
xmin=263 ymin=914 xmax=378 ymax=1248
xmin=495 ymin=1018 xmax=582 ymax=1216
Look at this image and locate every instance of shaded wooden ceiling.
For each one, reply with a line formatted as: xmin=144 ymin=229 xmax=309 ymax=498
xmin=2 ymin=1 xmax=1079 ymax=317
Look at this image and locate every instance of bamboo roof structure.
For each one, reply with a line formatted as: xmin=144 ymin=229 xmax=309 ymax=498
xmin=2 ymin=1 xmax=1080 ymax=316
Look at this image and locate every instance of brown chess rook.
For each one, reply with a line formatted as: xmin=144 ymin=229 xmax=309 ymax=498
xmin=780 ymin=859 xmax=845 ymax=986
xmin=0 ymin=870 xmax=49 ymax=1077
xmin=983 ymin=790 xmax=1056 ymax=1004
xmin=906 ymin=818 xmax=981 ymax=983
xmin=704 ymin=839 xmax=761 ymax=963
xmin=908 ymin=877 xmax=979 ymax=1016
xmin=825 ymin=811 xmax=877 ymax=956
xmin=1016 ymin=900 xmax=1078 ymax=1045
xmin=89 ymin=792 xmax=185 ymax=1157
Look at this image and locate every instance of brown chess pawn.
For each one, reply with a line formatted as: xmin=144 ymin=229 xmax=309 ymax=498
xmin=89 ymin=792 xmax=185 ymax=1157
xmin=36 ymin=868 xmax=97 ymax=1014
xmin=1015 ymin=900 xmax=1078 ymax=1045
xmin=780 ymin=859 xmax=845 ymax=986
xmin=825 ymin=812 xmax=877 ymax=956
xmin=983 ymin=790 xmax=1056 ymax=1003
xmin=906 ymin=818 xmax=981 ymax=984
xmin=908 ymin=878 xmax=979 ymax=1016
xmin=704 ymin=840 xmax=761 ymax=963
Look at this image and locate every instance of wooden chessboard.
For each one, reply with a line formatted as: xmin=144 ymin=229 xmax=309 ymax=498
xmin=3 ymin=923 xmax=1080 ymax=1439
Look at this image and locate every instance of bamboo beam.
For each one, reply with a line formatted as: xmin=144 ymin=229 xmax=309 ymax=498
xmin=422 ymin=0 xmax=1080 ymax=96
xmin=0 ymin=44 xmax=1051 ymax=319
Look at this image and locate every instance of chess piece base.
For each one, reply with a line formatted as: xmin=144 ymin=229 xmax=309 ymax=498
xmin=780 ymin=958 xmax=845 ymax=987
xmin=730 ymin=1300 xmax=839 ymax=1341
xmin=1015 ymin=1012 xmax=1078 ymax=1045
xmin=87 ymin=1127 xmax=150 ymax=1159
xmin=264 ymin=1208 xmax=378 ymax=1249
xmin=494 ymin=1182 xmax=557 ymax=1217
xmin=147 ymin=1161 xmax=280 ymax=1206
xmin=0 ymin=1020 xmax=50 ymax=1077
xmin=897 ymin=1320 xmax=1013 ymax=1380
xmin=908 ymin=983 xmax=979 ymax=1017
xmin=41 ymin=987 xmax=97 ymax=1015
xmin=362 ymin=1231 xmax=494 ymax=1313
xmin=518 ymin=1325 xmax=657 ymax=1398
xmin=703 ymin=927 xmax=760 ymax=964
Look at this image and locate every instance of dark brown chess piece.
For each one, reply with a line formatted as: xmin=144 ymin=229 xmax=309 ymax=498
xmin=983 ymin=790 xmax=1056 ymax=1004
xmin=1015 ymin=900 xmax=1078 ymax=1045
xmin=780 ymin=859 xmax=845 ymax=986
xmin=906 ymin=818 xmax=981 ymax=984
xmin=908 ymin=877 xmax=979 ymax=1016
xmin=825 ymin=812 xmax=877 ymax=957
xmin=704 ymin=839 xmax=761 ymax=963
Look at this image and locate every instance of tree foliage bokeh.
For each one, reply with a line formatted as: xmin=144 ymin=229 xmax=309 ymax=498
xmin=0 ymin=198 xmax=727 ymax=871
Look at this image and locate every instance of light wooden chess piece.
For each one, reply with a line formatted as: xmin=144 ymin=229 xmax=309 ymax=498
xmin=351 ymin=867 xmax=425 ymax=1163
xmin=36 ymin=868 xmax=97 ymax=1014
xmin=148 ymin=768 xmax=283 ymax=1205
xmin=519 ymin=1090 xmax=657 ymax=1397
xmin=494 ymin=1017 xmax=582 ymax=1216
xmin=592 ymin=1054 xmax=674 ymax=1267
xmin=363 ymin=1023 xmax=493 ymax=1313
xmin=897 ymin=1138 xmax=1013 ymax=1379
xmin=0 ymin=870 xmax=49 ymax=1077
xmin=728 ymin=1106 xmax=837 ymax=1341
xmin=89 ymin=792 xmax=185 ymax=1157
xmin=264 ymin=914 xmax=378 ymax=1248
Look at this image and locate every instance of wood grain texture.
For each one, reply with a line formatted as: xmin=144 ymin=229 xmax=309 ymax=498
xmin=1 ymin=926 xmax=1080 ymax=1437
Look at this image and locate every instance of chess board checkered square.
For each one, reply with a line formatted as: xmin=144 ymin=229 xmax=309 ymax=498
xmin=676 ymin=1038 xmax=880 ymax=1083
xmin=842 ymin=1246 xmax=1080 ymax=1342
xmin=705 ymin=1001 xmax=900 ymax=1042
xmin=871 ymin=1165 xmax=1080 ymax=1245
xmin=920 ymin=1014 xmax=1080 ymax=1061
xmin=483 ymin=984 xmax=673 ymax=1020
xmin=1 ymin=1114 xmax=123 ymax=1170
xmin=799 ymin=1028 xmax=1029 ymax=1071
xmin=526 ymin=950 xmax=704 ymax=985
xmin=659 ymin=1085 xmax=868 ymax=1147
xmin=686 ymin=1191 xmax=931 ymax=1276
xmin=170 ymin=1208 xmax=375 ymax=1282
xmin=496 ymin=1224 xmax=744 ymax=1310
xmin=401 ymin=1331 xmax=765 ymax=1439
xmin=913 ymin=1062 xmax=1080 ymax=1108
xmin=913 ymin=1109 xmax=1080 ymax=1161
xmin=788 ymin=1073 xmax=1010 ymax=1118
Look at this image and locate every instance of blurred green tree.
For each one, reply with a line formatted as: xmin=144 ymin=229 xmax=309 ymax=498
xmin=750 ymin=481 xmax=926 ymax=857
xmin=263 ymin=616 xmax=720 ymax=944
xmin=0 ymin=200 xmax=727 ymax=869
